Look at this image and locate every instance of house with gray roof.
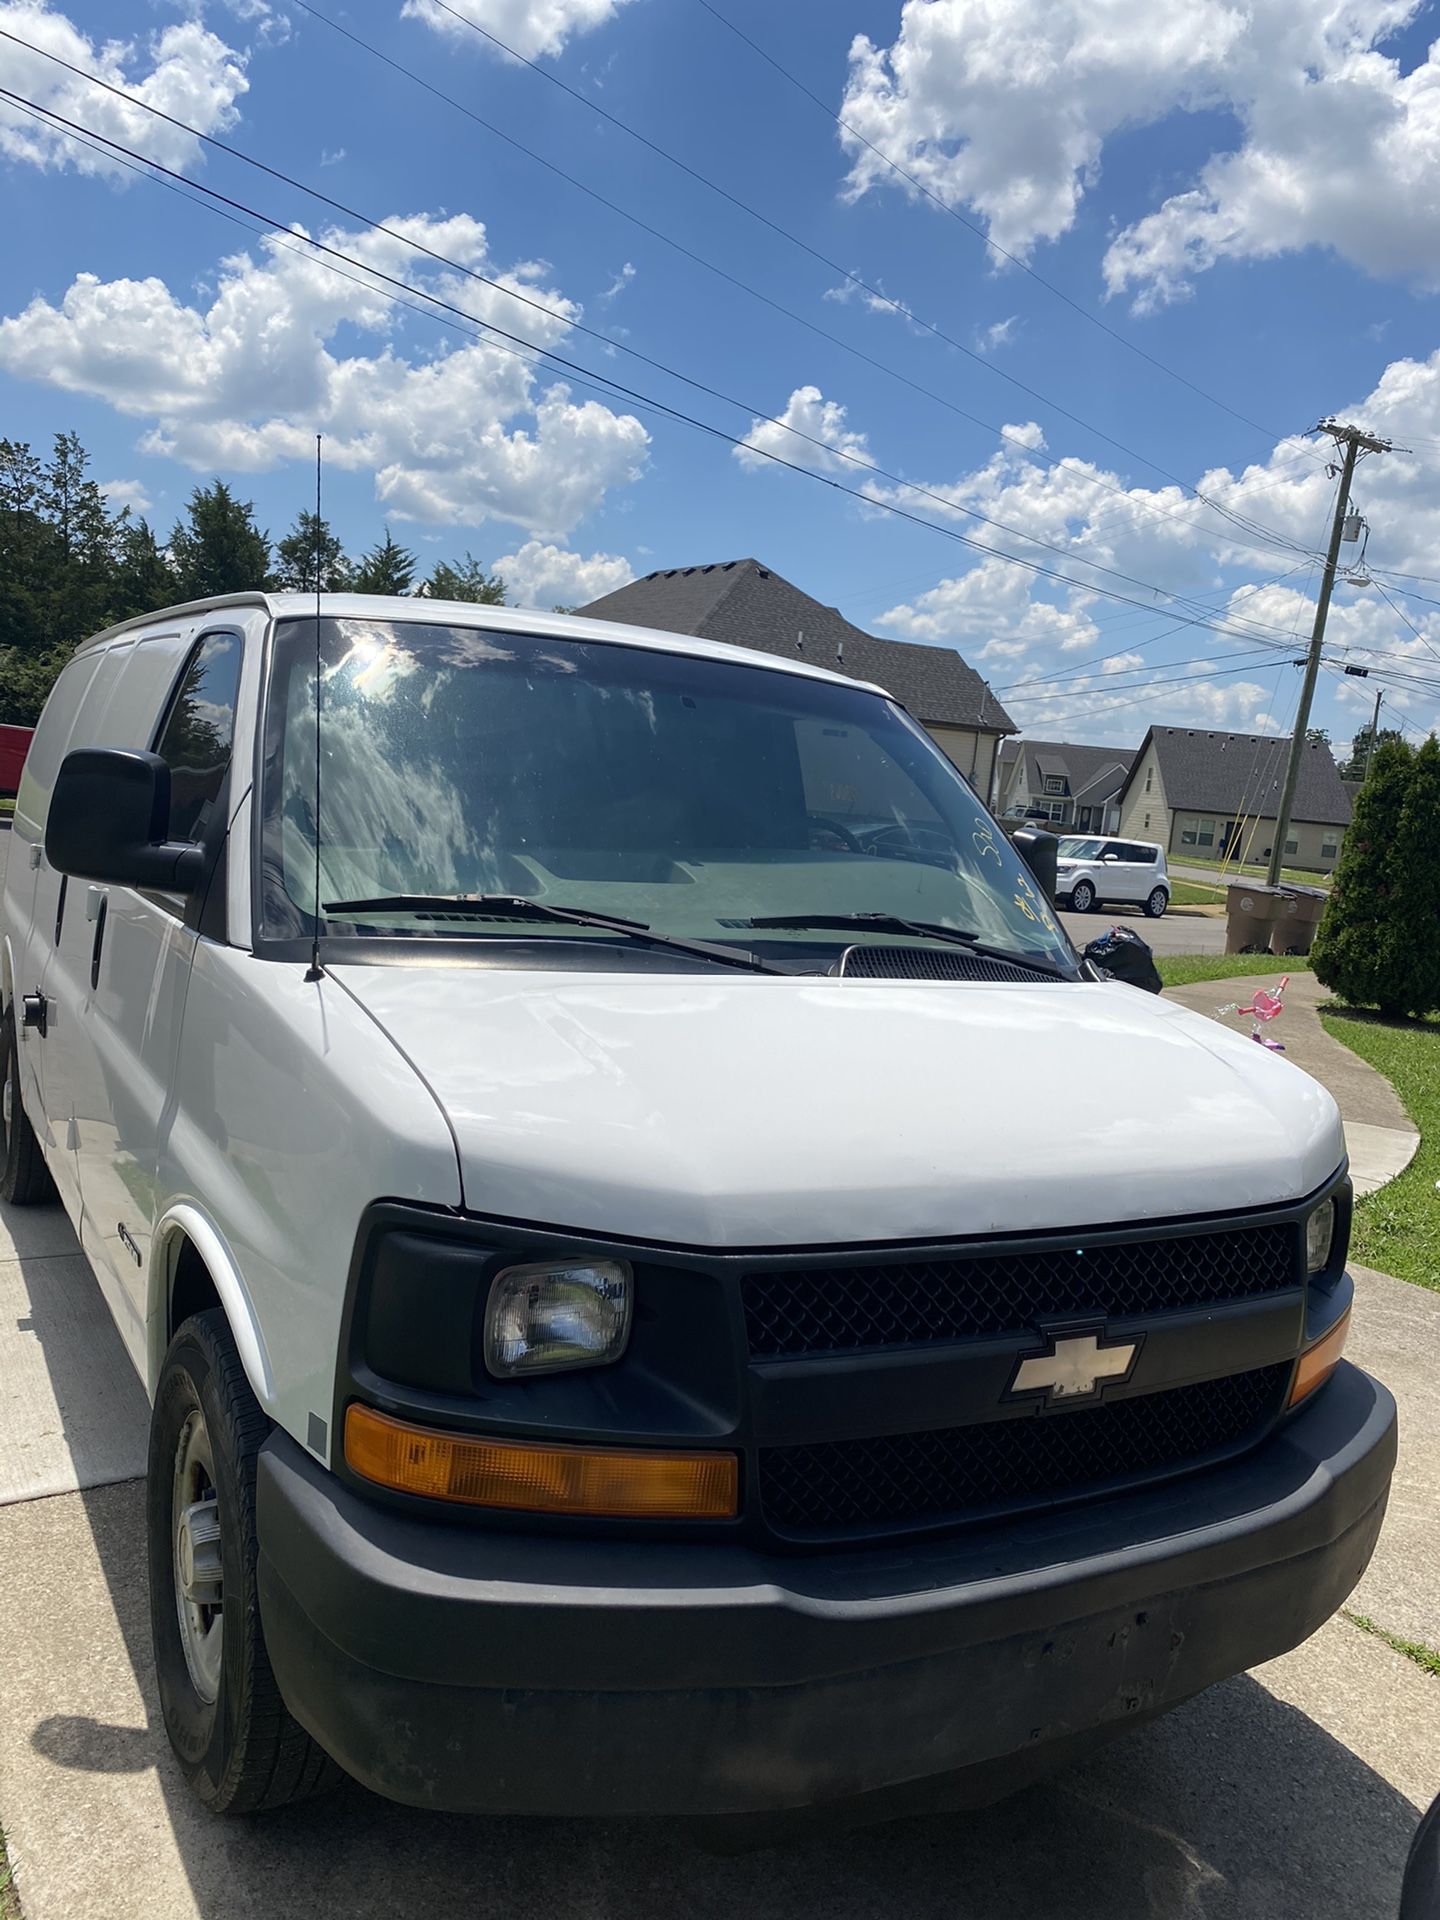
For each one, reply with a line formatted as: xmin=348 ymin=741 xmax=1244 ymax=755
xmin=577 ymin=559 xmax=1016 ymax=795
xmin=994 ymin=738 xmax=1136 ymax=832
xmin=1116 ymin=726 xmax=1353 ymax=872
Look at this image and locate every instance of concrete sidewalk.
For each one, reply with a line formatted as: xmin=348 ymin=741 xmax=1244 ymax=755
xmin=1163 ymin=970 xmax=1421 ymax=1195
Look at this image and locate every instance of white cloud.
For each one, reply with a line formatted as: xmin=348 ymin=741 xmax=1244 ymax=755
xmin=401 ymin=0 xmax=637 ymax=63
xmin=879 ymin=555 xmax=1101 ymax=657
xmin=0 ymin=213 xmax=649 ymax=538
xmin=490 ymin=539 xmax=632 ymax=607
xmin=0 ymin=5 xmax=248 ymax=180
xmin=839 ymin=0 xmax=1440 ymax=306
xmin=100 ymin=477 xmax=152 ymax=515
xmin=734 ymin=384 xmax=872 ymax=474
xmin=599 ymin=262 xmax=635 ymax=303
xmin=319 ymin=145 xmax=345 ymax=167
xmin=975 ymin=316 xmax=1017 ymax=354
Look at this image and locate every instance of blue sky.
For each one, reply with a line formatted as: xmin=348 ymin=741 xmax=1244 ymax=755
xmin=3 ymin=0 xmax=1440 ymax=753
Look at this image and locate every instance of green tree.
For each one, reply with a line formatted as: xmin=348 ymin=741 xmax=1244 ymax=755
xmin=422 ymin=553 xmax=505 ymax=603
xmin=39 ymin=431 xmax=120 ymax=644
xmin=0 ymin=437 xmax=51 ymax=656
xmin=0 ymin=645 xmax=72 ymax=726
xmin=1370 ymin=735 xmax=1440 ymax=1017
xmin=275 ymin=510 xmax=351 ymax=593
xmin=108 ymin=517 xmax=178 ymax=622
xmin=1339 ymin=722 xmax=1405 ymax=781
xmin=352 ymin=527 xmax=417 ymax=596
xmin=1305 ymin=726 xmax=1330 ymax=749
xmin=1311 ymin=740 xmax=1421 ymax=1016
xmin=169 ymin=481 xmax=271 ymax=599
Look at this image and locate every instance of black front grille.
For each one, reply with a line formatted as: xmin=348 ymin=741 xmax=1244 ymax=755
xmin=759 ymin=1363 xmax=1290 ymax=1538
xmin=742 ymin=1222 xmax=1298 ymax=1359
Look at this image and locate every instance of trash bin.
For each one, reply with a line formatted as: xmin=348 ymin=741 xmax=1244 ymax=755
xmin=1226 ymin=880 xmax=1327 ymax=955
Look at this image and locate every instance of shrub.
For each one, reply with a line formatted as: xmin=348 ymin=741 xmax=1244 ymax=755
xmin=1312 ymin=737 xmax=1440 ymax=1017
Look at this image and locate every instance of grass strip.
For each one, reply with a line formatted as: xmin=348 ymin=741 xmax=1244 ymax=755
xmin=1156 ymin=955 xmax=1313 ymax=989
xmin=1343 ymin=1610 xmax=1440 ymax=1677
xmin=1319 ymin=1006 xmax=1440 ymax=1293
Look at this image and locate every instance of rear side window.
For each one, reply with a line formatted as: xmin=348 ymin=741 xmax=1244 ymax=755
xmin=154 ymin=631 xmax=242 ymax=842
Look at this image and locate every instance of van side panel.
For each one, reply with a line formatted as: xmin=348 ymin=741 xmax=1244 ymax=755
xmin=153 ymin=941 xmax=460 ymax=1441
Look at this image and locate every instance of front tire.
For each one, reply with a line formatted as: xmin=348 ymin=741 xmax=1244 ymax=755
xmin=1144 ymin=887 xmax=1169 ymax=919
xmin=1070 ymin=879 xmax=1096 ymax=913
xmin=0 ymin=1002 xmax=56 ymax=1206
xmin=149 ymin=1310 xmax=337 ymax=1813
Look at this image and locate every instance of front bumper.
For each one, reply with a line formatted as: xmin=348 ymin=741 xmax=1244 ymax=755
xmin=256 ymin=1360 xmax=1395 ymax=1819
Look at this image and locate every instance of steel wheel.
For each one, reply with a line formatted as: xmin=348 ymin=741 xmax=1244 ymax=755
xmin=172 ymin=1409 xmax=225 ymax=1704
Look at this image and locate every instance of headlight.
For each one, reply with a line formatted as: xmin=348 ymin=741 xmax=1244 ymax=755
xmin=484 ymin=1258 xmax=633 ymax=1377
xmin=1305 ymin=1199 xmax=1336 ymax=1274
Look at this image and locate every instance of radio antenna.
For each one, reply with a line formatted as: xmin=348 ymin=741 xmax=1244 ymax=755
xmin=304 ymin=432 xmax=324 ymax=983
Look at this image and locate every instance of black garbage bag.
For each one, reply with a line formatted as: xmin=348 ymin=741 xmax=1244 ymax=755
xmin=1083 ymin=924 xmax=1163 ymax=994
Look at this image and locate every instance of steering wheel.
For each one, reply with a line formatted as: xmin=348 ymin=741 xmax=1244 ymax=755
xmin=865 ymin=823 xmax=960 ymax=868
xmin=806 ymin=813 xmax=864 ymax=854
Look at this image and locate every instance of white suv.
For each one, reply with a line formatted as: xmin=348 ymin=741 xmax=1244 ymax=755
xmin=1056 ymin=835 xmax=1170 ymax=917
xmin=0 ymin=593 xmax=1384 ymax=1826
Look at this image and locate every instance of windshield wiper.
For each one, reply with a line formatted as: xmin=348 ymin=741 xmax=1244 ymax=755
xmin=739 ymin=912 xmax=1070 ymax=979
xmin=322 ymin=894 xmax=784 ymax=974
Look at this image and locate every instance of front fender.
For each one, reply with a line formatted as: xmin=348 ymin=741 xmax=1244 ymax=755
xmin=149 ymin=1203 xmax=275 ymax=1411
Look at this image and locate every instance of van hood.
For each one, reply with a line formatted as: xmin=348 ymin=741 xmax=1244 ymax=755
xmin=330 ymin=967 xmax=1344 ymax=1247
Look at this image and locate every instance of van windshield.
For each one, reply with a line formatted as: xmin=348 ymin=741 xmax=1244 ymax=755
xmin=260 ymin=616 xmax=1075 ymax=974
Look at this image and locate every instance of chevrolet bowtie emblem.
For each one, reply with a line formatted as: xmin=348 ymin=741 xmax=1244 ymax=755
xmin=1010 ymin=1331 xmax=1138 ymax=1403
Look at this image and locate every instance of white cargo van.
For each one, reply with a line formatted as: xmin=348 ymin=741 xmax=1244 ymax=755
xmin=0 ymin=594 xmax=1393 ymax=1820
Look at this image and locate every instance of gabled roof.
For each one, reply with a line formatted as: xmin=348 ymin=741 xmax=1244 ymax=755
xmin=577 ymin=559 xmax=1016 ymax=732
xmin=1009 ymin=738 xmax=1136 ymax=803
xmin=1122 ymin=727 xmax=1353 ymax=827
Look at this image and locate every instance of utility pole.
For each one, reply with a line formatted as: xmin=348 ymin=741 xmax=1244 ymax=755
xmin=1364 ymin=686 xmax=1384 ymax=780
xmin=1266 ymin=420 xmax=1394 ymax=886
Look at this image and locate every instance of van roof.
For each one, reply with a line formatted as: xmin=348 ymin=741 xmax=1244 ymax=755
xmin=75 ymin=592 xmax=888 ymax=699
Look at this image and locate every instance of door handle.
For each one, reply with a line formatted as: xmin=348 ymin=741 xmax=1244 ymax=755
xmin=21 ymin=992 xmax=47 ymax=1037
xmin=90 ymin=896 xmax=108 ymax=990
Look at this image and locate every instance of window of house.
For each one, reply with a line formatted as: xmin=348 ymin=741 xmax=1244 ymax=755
xmin=1043 ymin=775 xmax=1065 ymax=795
xmin=1285 ymin=837 xmax=1298 ymax=856
xmin=1144 ymin=813 xmax=1151 ymax=831
xmin=1145 ymin=768 xmax=1153 ymax=793
xmin=1322 ymin=835 xmax=1339 ymax=860
xmin=1179 ymin=815 xmax=1215 ymax=848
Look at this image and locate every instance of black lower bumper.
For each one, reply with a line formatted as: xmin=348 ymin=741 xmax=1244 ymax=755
xmin=256 ymin=1361 xmax=1395 ymax=1818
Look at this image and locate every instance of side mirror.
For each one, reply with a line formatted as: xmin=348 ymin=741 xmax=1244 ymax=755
xmin=1010 ymin=825 xmax=1058 ymax=903
xmin=45 ymin=748 xmax=207 ymax=892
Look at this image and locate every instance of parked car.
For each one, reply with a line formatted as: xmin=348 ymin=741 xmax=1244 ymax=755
xmin=0 ymin=722 xmax=33 ymax=798
xmin=1056 ymin=834 xmax=1171 ymax=916
xmin=0 ymin=593 xmax=1393 ymax=1824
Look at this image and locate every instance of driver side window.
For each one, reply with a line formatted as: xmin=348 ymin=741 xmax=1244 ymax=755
xmin=154 ymin=631 xmax=242 ymax=843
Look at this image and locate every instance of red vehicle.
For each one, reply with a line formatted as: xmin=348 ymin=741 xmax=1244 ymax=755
xmin=0 ymin=724 xmax=33 ymax=797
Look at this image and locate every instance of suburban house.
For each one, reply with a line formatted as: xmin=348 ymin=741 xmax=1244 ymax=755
xmin=993 ymin=738 xmax=1136 ymax=833
xmin=577 ymin=559 xmax=1017 ymax=795
xmin=1115 ymin=727 xmax=1353 ymax=871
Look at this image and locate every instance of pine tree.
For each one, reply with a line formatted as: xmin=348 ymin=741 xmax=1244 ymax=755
xmin=274 ymin=510 xmax=351 ymax=593
xmin=38 ymin=432 xmax=123 ymax=646
xmin=1371 ymin=735 xmax=1440 ymax=1017
xmin=1311 ymin=740 xmax=1417 ymax=1014
xmin=351 ymin=527 xmax=417 ymax=596
xmin=422 ymin=553 xmax=505 ymax=603
xmin=108 ymin=518 xmax=179 ymax=622
xmin=1339 ymin=723 xmax=1404 ymax=780
xmin=0 ymin=438 xmax=51 ymax=656
xmin=169 ymin=481 xmax=271 ymax=599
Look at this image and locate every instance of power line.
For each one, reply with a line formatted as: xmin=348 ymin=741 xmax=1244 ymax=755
xmin=387 ymin=0 xmax=1321 ymax=549
xmin=0 ymin=81 xmax=1334 ymax=654
xmin=0 ymin=34 xmax=1323 ymax=612
xmin=1000 ymin=646 xmax=1287 ymax=703
xmin=691 ymin=0 xmax=1322 ymax=461
xmin=280 ymin=2 xmax=1319 ymax=576
xmin=1005 ymin=658 xmax=1287 ymax=727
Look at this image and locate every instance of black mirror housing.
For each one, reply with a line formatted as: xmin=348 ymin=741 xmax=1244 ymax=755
xmin=1009 ymin=824 xmax=1059 ymax=902
xmin=44 ymin=748 xmax=207 ymax=892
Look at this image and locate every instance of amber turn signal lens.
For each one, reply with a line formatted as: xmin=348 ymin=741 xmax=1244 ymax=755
xmin=1288 ymin=1308 xmax=1351 ymax=1408
xmin=345 ymin=1404 xmax=738 ymax=1519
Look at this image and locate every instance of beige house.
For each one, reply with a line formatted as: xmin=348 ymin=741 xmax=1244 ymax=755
xmin=993 ymin=738 xmax=1136 ymax=832
xmin=1116 ymin=726 xmax=1353 ymax=872
xmin=578 ymin=559 xmax=1016 ymax=795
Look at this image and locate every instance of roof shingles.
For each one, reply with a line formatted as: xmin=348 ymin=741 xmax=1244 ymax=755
xmin=578 ymin=559 xmax=1015 ymax=732
xmin=1125 ymin=727 xmax=1352 ymax=826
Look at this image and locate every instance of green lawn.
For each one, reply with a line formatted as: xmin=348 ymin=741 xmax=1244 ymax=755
xmin=1 ymin=1826 xmax=20 ymax=1920
xmin=1168 ymin=879 xmax=1226 ymax=907
xmin=1156 ymin=954 xmax=1313 ymax=990
xmin=1320 ymin=1005 xmax=1440 ymax=1293
xmin=1171 ymin=849 xmax=1331 ymax=889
